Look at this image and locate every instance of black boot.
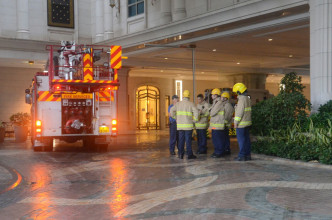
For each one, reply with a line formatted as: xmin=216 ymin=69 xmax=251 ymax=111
xmin=187 ymin=154 xmax=197 ymax=159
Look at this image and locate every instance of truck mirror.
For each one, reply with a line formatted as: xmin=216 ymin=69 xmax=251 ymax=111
xmin=25 ymin=94 xmax=31 ymax=104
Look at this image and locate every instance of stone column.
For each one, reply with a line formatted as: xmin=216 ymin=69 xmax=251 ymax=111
xmin=310 ymin=0 xmax=332 ymax=112
xmin=160 ymin=0 xmax=172 ymax=25
xmin=172 ymin=0 xmax=186 ymax=21
xmin=117 ymin=68 xmax=135 ymax=134
xmin=16 ymin=0 xmax=30 ymax=39
xmin=95 ymin=0 xmax=104 ymax=42
xmin=104 ymin=0 xmax=113 ymax=40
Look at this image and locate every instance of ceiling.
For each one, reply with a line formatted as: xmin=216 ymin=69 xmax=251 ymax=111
xmin=0 ymin=5 xmax=310 ymax=83
xmin=125 ymin=19 xmax=309 ymax=80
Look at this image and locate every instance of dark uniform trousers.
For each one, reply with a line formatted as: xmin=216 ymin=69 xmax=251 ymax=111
xmin=196 ymin=129 xmax=207 ymax=152
xmin=236 ymin=127 xmax=251 ymax=158
xmin=212 ymin=129 xmax=226 ymax=155
xmin=178 ymin=130 xmax=193 ymax=156
xmin=169 ymin=122 xmax=178 ymax=153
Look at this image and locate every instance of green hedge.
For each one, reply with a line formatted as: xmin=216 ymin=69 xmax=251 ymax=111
xmin=251 ymin=72 xmax=332 ymax=164
xmin=251 ymin=72 xmax=310 ymax=136
xmin=252 ymin=119 xmax=332 ymax=164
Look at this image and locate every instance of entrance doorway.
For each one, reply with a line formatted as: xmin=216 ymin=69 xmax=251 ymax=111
xmin=136 ymin=86 xmax=160 ymax=130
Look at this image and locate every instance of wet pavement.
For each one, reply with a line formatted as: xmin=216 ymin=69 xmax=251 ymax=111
xmin=1 ymin=131 xmax=332 ymax=219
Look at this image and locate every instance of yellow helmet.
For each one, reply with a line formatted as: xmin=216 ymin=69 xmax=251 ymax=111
xmin=211 ymin=88 xmax=221 ymax=96
xmin=221 ymin=92 xmax=230 ymax=99
xmin=233 ymin=83 xmax=247 ymax=94
xmin=183 ymin=90 xmax=190 ymax=98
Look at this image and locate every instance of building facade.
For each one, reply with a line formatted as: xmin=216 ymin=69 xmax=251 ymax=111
xmin=0 ymin=0 xmax=330 ymax=133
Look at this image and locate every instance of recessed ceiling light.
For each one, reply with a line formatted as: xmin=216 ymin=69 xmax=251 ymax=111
xmin=212 ymin=49 xmax=217 ymax=52
xmin=164 ymin=57 xmax=168 ymax=60
xmin=28 ymin=61 xmax=34 ymax=64
xmin=268 ymin=38 xmax=273 ymax=41
xmin=201 ymin=72 xmax=205 ymax=74
xmin=289 ymin=55 xmax=293 ymax=58
xmin=179 ymin=35 xmax=182 ymax=40
xmin=160 ymin=70 xmax=164 ymax=72
xmin=237 ymin=62 xmax=240 ymax=65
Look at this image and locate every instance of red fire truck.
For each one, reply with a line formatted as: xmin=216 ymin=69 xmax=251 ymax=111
xmin=25 ymin=41 xmax=121 ymax=151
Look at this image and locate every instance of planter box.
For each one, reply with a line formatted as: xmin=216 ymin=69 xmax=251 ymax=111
xmin=0 ymin=127 xmax=5 ymax=143
xmin=14 ymin=126 xmax=28 ymax=143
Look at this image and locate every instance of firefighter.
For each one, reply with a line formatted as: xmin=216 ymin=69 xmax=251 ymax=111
xmin=171 ymin=90 xmax=199 ymax=159
xmin=209 ymin=88 xmax=226 ymax=158
xmin=233 ymin=83 xmax=252 ymax=161
xmin=168 ymin=95 xmax=179 ymax=155
xmin=195 ymin=94 xmax=210 ymax=154
xmin=221 ymin=91 xmax=234 ymax=155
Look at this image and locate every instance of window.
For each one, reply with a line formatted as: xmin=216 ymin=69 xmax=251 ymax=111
xmin=128 ymin=0 xmax=144 ymax=17
xmin=47 ymin=0 xmax=74 ymax=28
xmin=175 ymin=80 xmax=183 ymax=100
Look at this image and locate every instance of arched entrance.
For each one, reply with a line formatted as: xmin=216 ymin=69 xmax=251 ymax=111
xmin=136 ymin=85 xmax=160 ymax=130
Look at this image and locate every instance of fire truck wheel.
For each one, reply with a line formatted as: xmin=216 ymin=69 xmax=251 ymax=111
xmin=33 ymin=139 xmax=53 ymax=152
xmin=83 ymin=137 xmax=95 ymax=152
xmin=44 ymin=145 xmax=53 ymax=152
xmin=96 ymin=144 xmax=108 ymax=152
xmin=33 ymin=146 xmax=43 ymax=152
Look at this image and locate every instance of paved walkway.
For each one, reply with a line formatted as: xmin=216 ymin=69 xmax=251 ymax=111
xmin=0 ymin=131 xmax=332 ymax=219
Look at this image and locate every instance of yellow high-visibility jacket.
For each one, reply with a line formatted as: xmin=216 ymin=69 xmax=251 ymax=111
xmin=209 ymin=97 xmax=226 ymax=130
xmin=222 ymin=100 xmax=234 ymax=128
xmin=234 ymin=95 xmax=252 ymax=128
xmin=170 ymin=98 xmax=199 ymax=130
xmin=195 ymin=101 xmax=210 ymax=129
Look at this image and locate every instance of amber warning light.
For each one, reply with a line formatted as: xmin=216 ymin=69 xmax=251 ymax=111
xmin=36 ymin=120 xmax=42 ymax=135
xmin=111 ymin=119 xmax=117 ymax=132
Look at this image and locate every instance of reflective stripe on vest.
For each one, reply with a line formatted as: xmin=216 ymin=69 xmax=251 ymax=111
xmin=195 ymin=123 xmax=207 ymax=128
xmin=177 ymin=124 xmax=194 ymax=129
xmin=210 ymin=123 xmax=225 ymax=128
xmin=234 ymin=117 xmax=241 ymax=121
xmin=218 ymin=111 xmax=224 ymax=115
xmin=245 ymin=107 xmax=252 ymax=111
xmin=225 ymin=120 xmax=231 ymax=127
xmin=239 ymin=121 xmax=252 ymax=126
xmin=177 ymin=111 xmax=193 ymax=116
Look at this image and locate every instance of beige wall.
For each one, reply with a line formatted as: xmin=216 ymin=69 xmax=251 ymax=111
xmin=127 ymin=75 xmax=270 ymax=131
xmin=0 ymin=67 xmax=39 ymax=122
xmin=128 ymin=77 xmax=174 ymax=130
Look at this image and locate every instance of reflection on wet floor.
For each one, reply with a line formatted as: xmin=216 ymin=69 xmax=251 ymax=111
xmin=2 ymin=131 xmax=332 ymax=219
xmin=107 ymin=158 xmax=129 ymax=215
xmin=27 ymin=164 xmax=54 ymax=219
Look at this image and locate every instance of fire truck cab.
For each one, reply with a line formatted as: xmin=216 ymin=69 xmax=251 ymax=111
xmin=25 ymin=41 xmax=121 ymax=151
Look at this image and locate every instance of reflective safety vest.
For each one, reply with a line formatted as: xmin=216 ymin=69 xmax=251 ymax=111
xmin=234 ymin=95 xmax=252 ymax=128
xmin=170 ymin=98 xmax=199 ymax=130
xmin=195 ymin=101 xmax=210 ymax=129
xmin=223 ymin=100 xmax=234 ymax=128
xmin=209 ymin=97 xmax=226 ymax=130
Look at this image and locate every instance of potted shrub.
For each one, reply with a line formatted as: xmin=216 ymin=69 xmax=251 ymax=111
xmin=0 ymin=121 xmax=5 ymax=143
xmin=9 ymin=112 xmax=31 ymax=143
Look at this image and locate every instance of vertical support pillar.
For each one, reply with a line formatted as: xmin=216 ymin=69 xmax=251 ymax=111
xmin=172 ymin=0 xmax=186 ymax=21
xmin=104 ymin=0 xmax=113 ymax=40
xmin=95 ymin=0 xmax=104 ymax=42
xmin=310 ymin=0 xmax=332 ymax=112
xmin=16 ymin=0 xmax=30 ymax=39
xmin=117 ymin=68 xmax=135 ymax=134
xmin=160 ymin=0 xmax=172 ymax=25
